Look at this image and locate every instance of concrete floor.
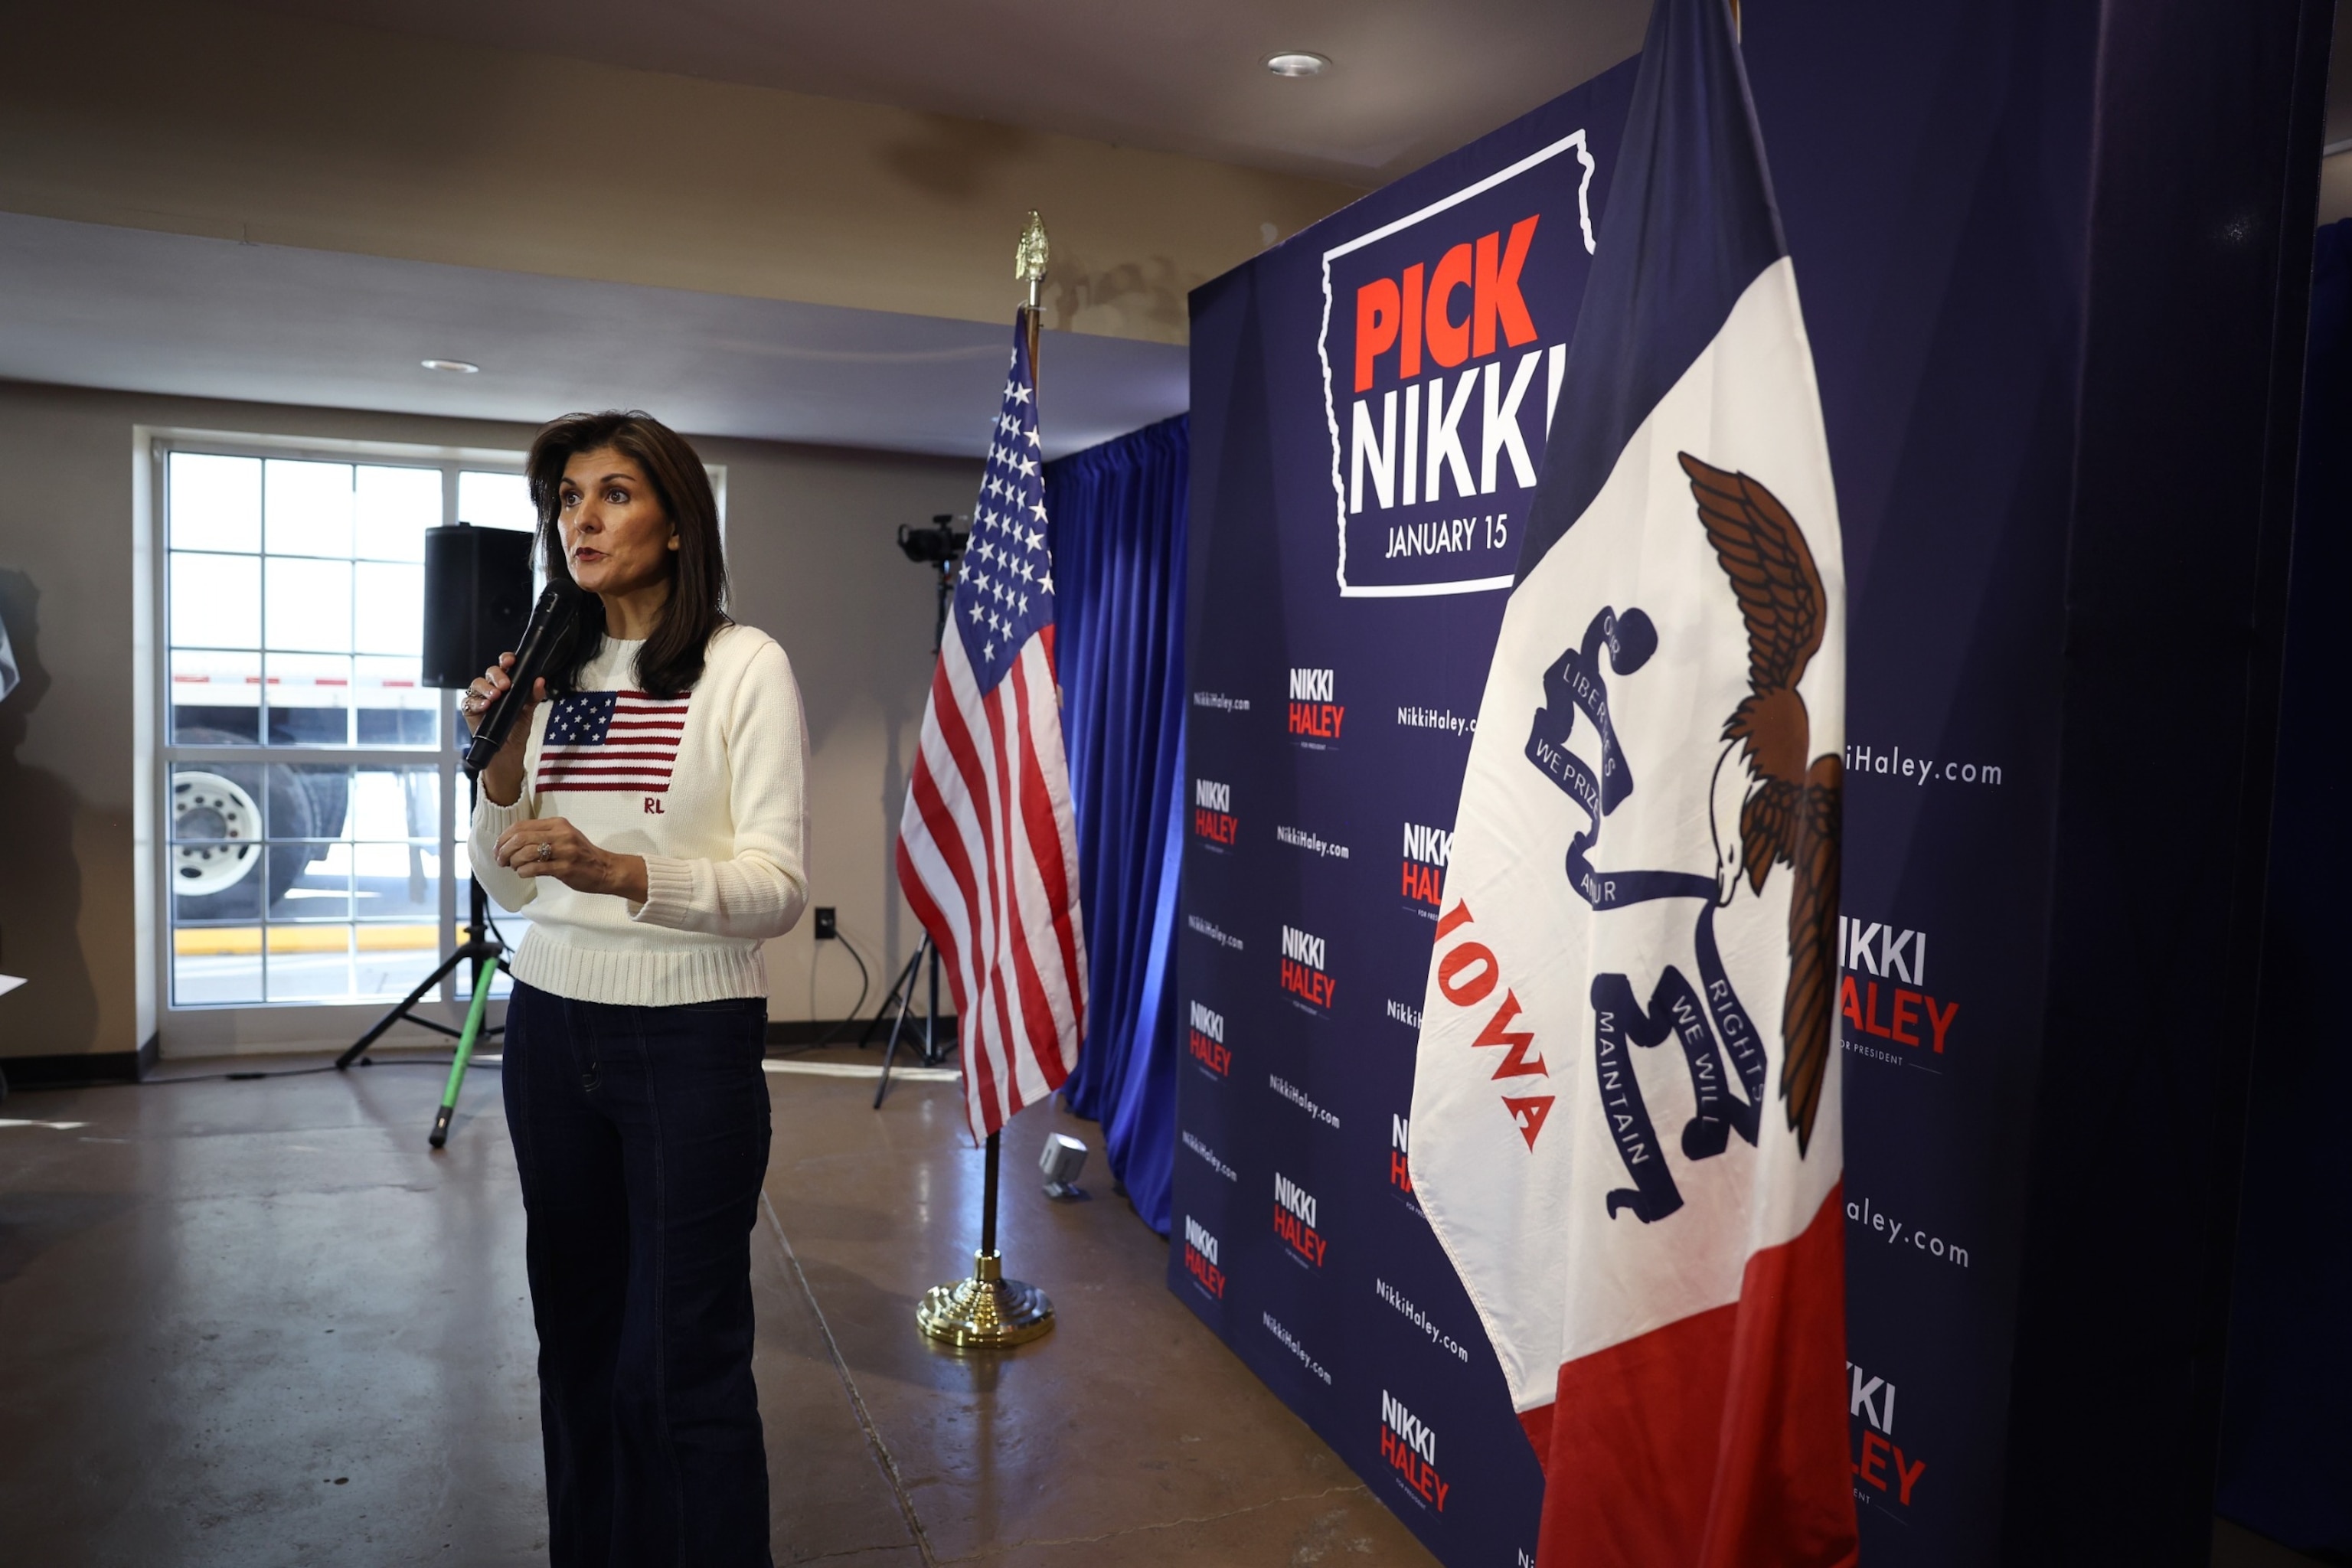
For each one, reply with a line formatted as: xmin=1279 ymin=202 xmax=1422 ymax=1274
xmin=0 ymin=1048 xmax=1436 ymax=1567
xmin=0 ymin=1050 xmax=2328 ymax=1568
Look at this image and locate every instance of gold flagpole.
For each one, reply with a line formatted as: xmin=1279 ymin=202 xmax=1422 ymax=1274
xmin=1018 ymin=208 xmax=1047 ymax=375
xmin=913 ymin=212 xmax=1057 ymax=1351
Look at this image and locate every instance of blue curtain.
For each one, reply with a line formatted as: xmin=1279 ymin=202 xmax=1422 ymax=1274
xmin=1045 ymin=414 xmax=1187 ymax=1236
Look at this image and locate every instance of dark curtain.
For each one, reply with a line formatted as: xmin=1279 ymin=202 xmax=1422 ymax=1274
xmin=2213 ymin=221 xmax=2352 ymax=1558
xmin=1045 ymin=414 xmax=1186 ymax=1236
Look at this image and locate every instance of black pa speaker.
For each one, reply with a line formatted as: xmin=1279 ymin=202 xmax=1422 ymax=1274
xmin=422 ymin=524 xmax=537 ymax=691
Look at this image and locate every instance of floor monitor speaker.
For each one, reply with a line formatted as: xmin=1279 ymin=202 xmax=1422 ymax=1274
xmin=422 ymin=524 xmax=537 ymax=691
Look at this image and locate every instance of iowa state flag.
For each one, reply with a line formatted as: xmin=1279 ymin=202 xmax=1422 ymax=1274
xmin=1408 ymin=1 xmax=1855 ymax=1563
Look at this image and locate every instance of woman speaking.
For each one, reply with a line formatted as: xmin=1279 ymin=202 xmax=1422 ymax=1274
xmin=465 ymin=410 xmax=805 ymax=1568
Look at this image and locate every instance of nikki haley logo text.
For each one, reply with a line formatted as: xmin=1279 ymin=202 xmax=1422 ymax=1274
xmin=1849 ymin=1360 xmax=1927 ymax=1511
xmin=1279 ymin=924 xmax=1335 ymax=1011
xmin=1318 ymin=131 xmax=1597 ymax=597
xmin=1401 ymin=821 xmax=1451 ymax=910
xmin=1288 ymin=668 xmax=1344 ymax=745
xmin=1273 ymin=1171 xmax=1327 ymax=1267
xmin=1192 ymin=777 xmax=1236 ymax=847
xmin=1390 ymin=1113 xmax=1417 ymax=1204
xmin=1838 ymin=916 xmax=1958 ymax=1067
xmin=1181 ymin=1216 xmax=1226 ymax=1299
xmin=1379 ymin=1390 xmax=1449 ymax=1511
xmin=1187 ymin=1001 xmax=1230 ymax=1078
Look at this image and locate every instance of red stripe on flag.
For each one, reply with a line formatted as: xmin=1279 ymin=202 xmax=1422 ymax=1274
xmin=1519 ymin=1185 xmax=1857 ymax=1568
xmin=540 ymin=753 xmax=680 ymax=764
xmin=1000 ymin=652 xmax=1075 ymax=1095
xmin=981 ymin=670 xmax=1061 ymax=1119
xmin=1011 ymin=651 xmax=1083 ymax=1054
xmin=970 ymin=678 xmax=1029 ymax=1132
xmin=538 ymin=752 xmax=677 ymax=766
xmin=911 ymin=652 xmax=1009 ymax=1131
xmin=906 ymin=750 xmax=982 ymax=985
xmin=905 ymin=695 xmax=985 ymax=1018
xmin=1006 ymin=654 xmax=1080 ymax=1076
xmin=895 ymin=836 xmax=971 ymax=1025
xmin=902 ymin=711 xmax=985 ymax=1014
xmin=923 ymin=655 xmax=1006 ymax=1129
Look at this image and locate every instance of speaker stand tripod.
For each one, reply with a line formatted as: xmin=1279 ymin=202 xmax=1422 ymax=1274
xmin=337 ymin=862 xmax=508 ymax=1149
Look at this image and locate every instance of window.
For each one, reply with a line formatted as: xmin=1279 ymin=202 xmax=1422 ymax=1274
xmin=159 ymin=443 xmax=535 ymax=1008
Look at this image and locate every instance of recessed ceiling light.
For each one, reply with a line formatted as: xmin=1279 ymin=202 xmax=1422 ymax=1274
xmin=420 ymin=358 xmax=480 ymax=374
xmin=1265 ymin=51 xmax=1329 ymax=78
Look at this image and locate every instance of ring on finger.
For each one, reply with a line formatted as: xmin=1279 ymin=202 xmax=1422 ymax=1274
xmin=538 ymin=842 xmax=553 ymax=862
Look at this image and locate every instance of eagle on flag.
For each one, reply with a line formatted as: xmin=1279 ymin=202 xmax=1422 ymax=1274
xmin=1684 ymin=452 xmax=1842 ymax=1152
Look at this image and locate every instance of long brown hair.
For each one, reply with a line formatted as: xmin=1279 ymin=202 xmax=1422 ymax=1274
xmin=525 ymin=410 xmax=729 ymax=699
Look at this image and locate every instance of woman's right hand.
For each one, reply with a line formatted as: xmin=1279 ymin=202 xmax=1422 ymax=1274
xmin=465 ymin=652 xmax=547 ymax=807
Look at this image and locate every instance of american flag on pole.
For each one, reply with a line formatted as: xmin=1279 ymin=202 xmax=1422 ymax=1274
xmin=897 ymin=314 xmax=1088 ymax=1140
xmin=537 ymin=690 xmax=691 ymax=795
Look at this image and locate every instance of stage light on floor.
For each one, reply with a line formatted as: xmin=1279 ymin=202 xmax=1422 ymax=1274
xmin=1264 ymin=51 xmax=1329 ymax=78
xmin=1040 ymin=1132 xmax=1089 ymax=1201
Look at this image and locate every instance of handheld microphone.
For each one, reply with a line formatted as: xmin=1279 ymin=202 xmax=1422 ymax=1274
xmin=462 ymin=585 xmax=573 ymax=779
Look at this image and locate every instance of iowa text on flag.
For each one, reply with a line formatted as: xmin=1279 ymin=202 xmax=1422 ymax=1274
xmin=1408 ymin=1 xmax=1856 ymax=1563
xmin=897 ymin=316 xmax=1088 ymax=1140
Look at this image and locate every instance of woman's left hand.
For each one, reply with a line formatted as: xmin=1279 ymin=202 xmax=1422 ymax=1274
xmin=494 ymin=818 xmax=652 ymax=903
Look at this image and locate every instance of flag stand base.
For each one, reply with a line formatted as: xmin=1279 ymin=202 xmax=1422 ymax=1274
xmin=916 ymin=1250 xmax=1054 ymax=1348
xmin=914 ymin=1130 xmax=1054 ymax=1348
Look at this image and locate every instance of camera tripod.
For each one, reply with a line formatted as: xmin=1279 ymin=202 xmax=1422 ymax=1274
xmin=861 ymin=934 xmax=955 ymax=1107
xmin=866 ymin=514 xmax=970 ymax=1109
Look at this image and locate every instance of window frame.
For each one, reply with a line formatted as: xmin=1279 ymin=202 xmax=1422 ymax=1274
xmin=147 ymin=429 xmax=531 ymax=1029
xmin=143 ymin=426 xmax=727 ymax=1050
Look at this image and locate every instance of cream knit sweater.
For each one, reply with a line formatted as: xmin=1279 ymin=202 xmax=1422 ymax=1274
xmin=469 ymin=623 xmax=809 ymax=1005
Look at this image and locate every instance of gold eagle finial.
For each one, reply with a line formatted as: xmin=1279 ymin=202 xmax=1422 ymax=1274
xmin=1015 ymin=211 xmax=1049 ymax=304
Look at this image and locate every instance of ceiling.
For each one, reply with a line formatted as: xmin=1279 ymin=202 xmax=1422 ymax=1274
xmin=8 ymin=1 xmax=2342 ymax=461
xmin=0 ymin=212 xmax=1186 ymax=460
xmin=238 ymin=0 xmax=1653 ymax=188
xmin=2 ymin=2 xmax=1658 ymax=459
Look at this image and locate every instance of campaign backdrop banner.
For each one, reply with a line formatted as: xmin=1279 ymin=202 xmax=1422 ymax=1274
xmin=1175 ymin=7 xmax=2095 ymax=1563
xmin=1173 ymin=68 xmax=1636 ymax=1568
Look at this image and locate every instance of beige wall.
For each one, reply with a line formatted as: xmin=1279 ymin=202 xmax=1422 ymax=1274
xmin=2322 ymin=152 xmax=2352 ymax=224
xmin=0 ymin=1 xmax=1357 ymax=346
xmin=0 ymin=380 xmax=972 ymax=1058
xmin=710 ymin=433 xmax=972 ymax=1029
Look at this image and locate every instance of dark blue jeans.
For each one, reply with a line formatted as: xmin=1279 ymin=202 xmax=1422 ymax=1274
xmin=502 ymin=982 xmax=774 ymax=1568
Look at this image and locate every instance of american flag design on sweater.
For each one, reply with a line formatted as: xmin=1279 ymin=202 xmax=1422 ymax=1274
xmin=536 ymin=689 xmax=692 ymax=795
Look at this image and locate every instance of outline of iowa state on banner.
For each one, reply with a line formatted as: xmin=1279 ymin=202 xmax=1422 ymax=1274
xmin=1318 ymin=133 xmax=1599 ymax=598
